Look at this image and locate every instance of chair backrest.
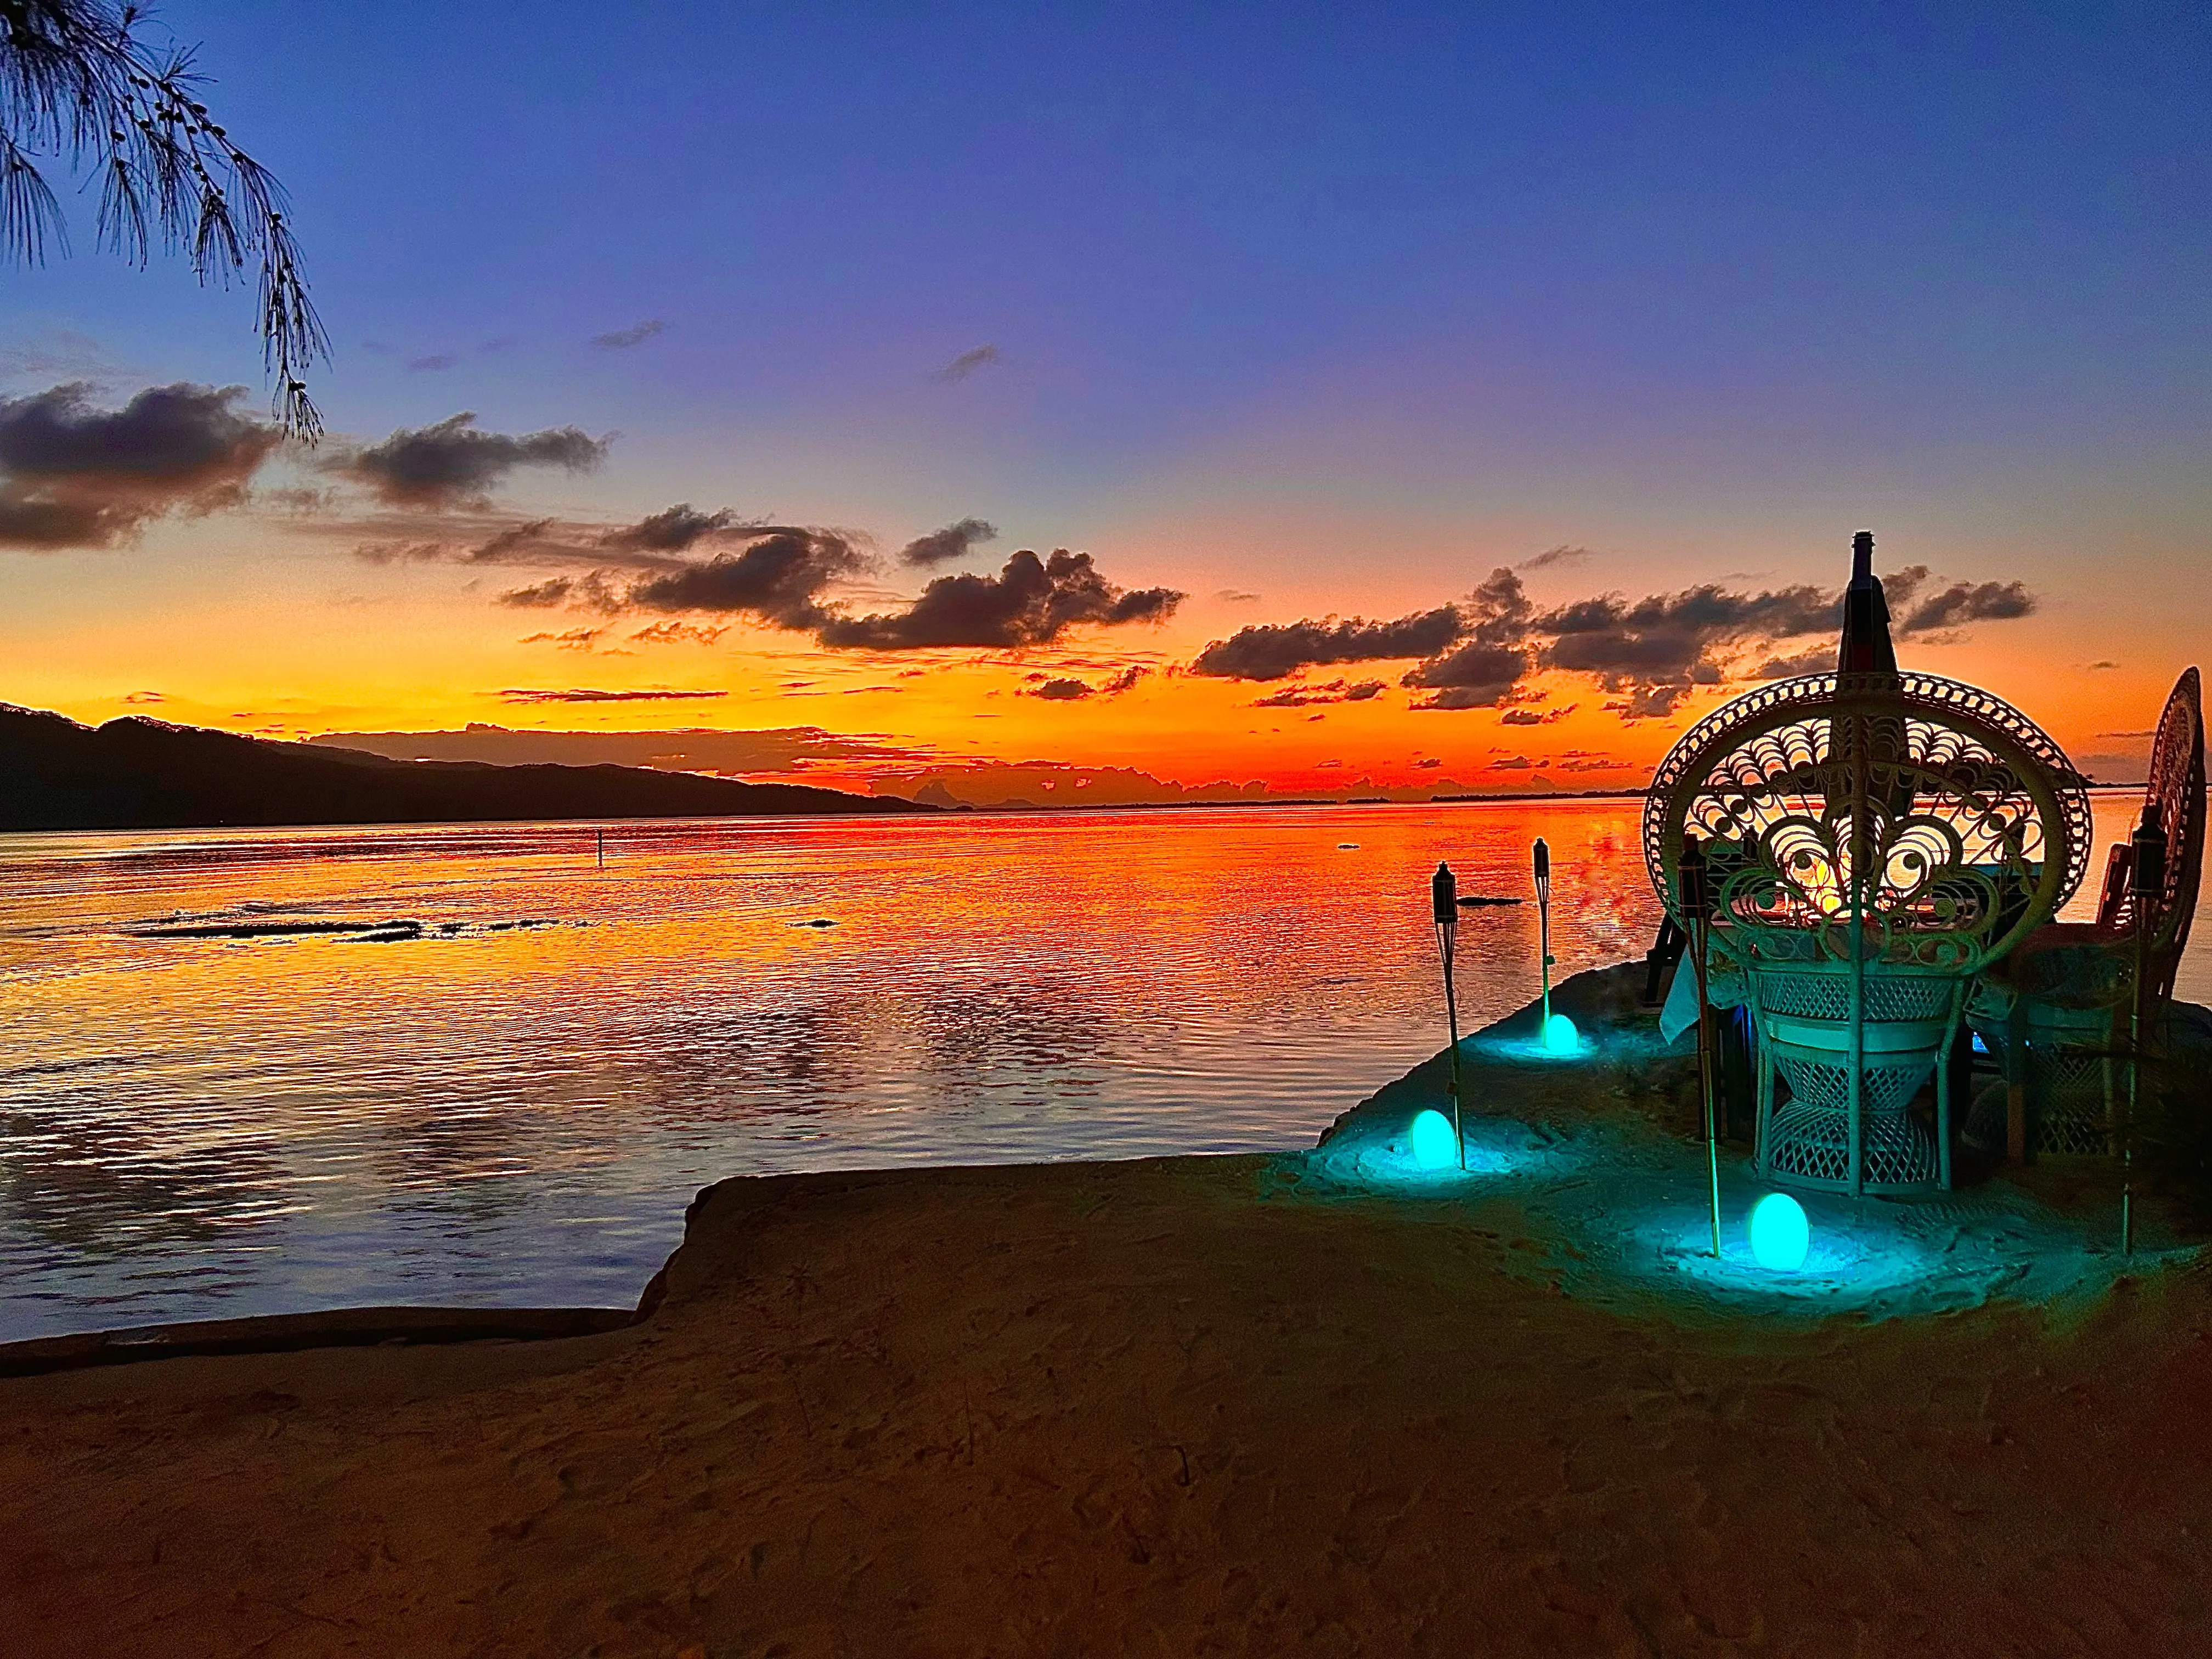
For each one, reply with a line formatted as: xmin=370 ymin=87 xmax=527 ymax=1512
xmin=1644 ymin=670 xmax=2093 ymax=980
xmin=2094 ymin=667 xmax=2205 ymax=994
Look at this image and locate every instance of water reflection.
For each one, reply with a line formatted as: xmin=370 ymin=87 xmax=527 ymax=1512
xmin=0 ymin=796 xmax=2192 ymax=1339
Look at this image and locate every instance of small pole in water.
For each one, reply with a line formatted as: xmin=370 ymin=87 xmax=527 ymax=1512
xmin=1533 ymin=838 xmax=1555 ymax=1034
xmin=2124 ymin=805 xmax=2167 ymax=1256
xmin=1680 ymin=834 xmax=1723 ymax=1257
xmin=596 ymin=827 xmax=605 ymax=869
xmin=1432 ymin=861 xmax=1465 ymax=1170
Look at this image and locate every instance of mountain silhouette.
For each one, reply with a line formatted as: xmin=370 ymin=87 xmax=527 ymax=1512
xmin=0 ymin=705 xmax=932 ymax=832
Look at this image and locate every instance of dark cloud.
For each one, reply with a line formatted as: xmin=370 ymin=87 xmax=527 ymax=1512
xmin=0 ymin=381 xmax=279 ymax=550
xmin=1402 ymin=642 xmax=1530 ymax=710
xmin=1251 ymin=678 xmax=1386 ymax=708
xmin=1752 ymin=646 xmax=1832 ymax=679
xmin=592 ymin=320 xmax=668 ymax=350
xmin=1414 ymin=757 xmax=1441 ymax=769
xmin=1395 ymin=568 xmax=1536 ymax=708
xmin=518 ymin=628 xmax=608 ymax=652
xmin=934 ymin=345 xmax=1000 ymax=382
xmin=1215 ymin=589 xmax=1261 ymax=603
xmin=629 ymin=620 xmax=729 ymax=646
xmin=1192 ymin=557 xmax=2036 ymax=727
xmin=816 ymin=549 xmax=1181 ymax=650
xmin=1024 ymin=678 xmax=1094 ymax=701
xmin=1489 ymin=755 xmax=1535 ymax=771
xmin=900 ymin=517 xmax=998 ymax=567
xmin=2088 ymin=660 xmax=2119 ymax=671
xmin=1499 ymin=705 xmax=1576 ymax=725
xmin=1020 ymin=664 xmax=1152 ymax=702
xmin=1897 ymin=579 xmax=2036 ymax=635
xmin=494 ymin=687 xmax=728 ymax=703
xmin=121 ymin=690 xmax=166 ymax=704
xmin=1190 ymin=606 xmax=1465 ymax=681
xmin=1604 ymin=686 xmax=1690 ymax=720
xmin=603 ymin=504 xmax=742 ymax=552
xmin=336 ymin=412 xmax=608 ymax=508
xmin=499 ymin=578 xmax=575 ymax=608
xmin=1536 ymin=580 xmax=1833 ymax=707
xmin=1520 ymin=544 xmax=1594 ymax=569
xmin=626 ymin=529 xmax=866 ymax=631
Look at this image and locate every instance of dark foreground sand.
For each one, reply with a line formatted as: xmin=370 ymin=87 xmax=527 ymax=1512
xmin=7 ymin=1140 xmax=2212 ymax=1657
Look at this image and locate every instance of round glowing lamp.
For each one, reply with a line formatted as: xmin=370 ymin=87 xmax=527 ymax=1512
xmin=1539 ymin=1012 xmax=1580 ymax=1054
xmin=1408 ymin=1109 xmax=1459 ymax=1171
xmin=1747 ymin=1192 xmax=1810 ymax=1271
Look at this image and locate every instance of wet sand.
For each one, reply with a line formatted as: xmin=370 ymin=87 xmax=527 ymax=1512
xmin=7 ymin=972 xmax=2212 ymax=1656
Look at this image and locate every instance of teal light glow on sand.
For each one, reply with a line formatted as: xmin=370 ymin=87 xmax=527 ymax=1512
xmin=1408 ymin=1109 xmax=1459 ymax=1170
xmin=1539 ymin=1013 xmax=1580 ymax=1054
xmin=1748 ymin=1192 xmax=1811 ymax=1271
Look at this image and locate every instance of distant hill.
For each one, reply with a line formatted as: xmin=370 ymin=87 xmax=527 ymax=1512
xmin=0 ymin=705 xmax=933 ymax=832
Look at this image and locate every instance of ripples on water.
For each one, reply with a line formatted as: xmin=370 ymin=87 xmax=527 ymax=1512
xmin=0 ymin=797 xmax=2194 ymax=1340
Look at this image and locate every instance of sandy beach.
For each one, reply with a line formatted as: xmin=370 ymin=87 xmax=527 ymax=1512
xmin=8 ymin=1003 xmax=2212 ymax=1658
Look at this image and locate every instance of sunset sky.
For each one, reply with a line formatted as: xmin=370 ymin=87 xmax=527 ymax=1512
xmin=3 ymin=3 xmax=2206 ymax=803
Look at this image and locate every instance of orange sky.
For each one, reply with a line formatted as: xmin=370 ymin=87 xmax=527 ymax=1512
xmin=3 ymin=465 xmax=2193 ymax=808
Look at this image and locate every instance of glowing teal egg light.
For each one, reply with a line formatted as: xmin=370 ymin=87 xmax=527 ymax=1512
xmin=1539 ymin=1012 xmax=1580 ymax=1054
xmin=1748 ymin=1192 xmax=1810 ymax=1271
xmin=1408 ymin=1109 xmax=1459 ymax=1171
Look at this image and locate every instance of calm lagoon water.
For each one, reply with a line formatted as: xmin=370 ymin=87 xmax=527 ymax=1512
xmin=0 ymin=795 xmax=2197 ymax=1341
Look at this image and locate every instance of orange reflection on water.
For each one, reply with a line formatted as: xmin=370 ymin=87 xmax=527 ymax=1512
xmin=0 ymin=793 xmax=2190 ymax=1340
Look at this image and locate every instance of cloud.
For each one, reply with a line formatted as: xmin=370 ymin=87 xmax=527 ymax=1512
xmin=335 ymin=412 xmax=608 ymax=507
xmin=592 ymin=320 xmax=668 ymax=350
xmin=121 ymin=690 xmax=166 ymax=704
xmin=1604 ymin=685 xmax=1690 ymax=719
xmin=1499 ymin=705 xmax=1576 ymax=725
xmin=1191 ymin=606 xmax=1465 ymax=681
xmin=1489 ymin=755 xmax=1535 ymax=770
xmin=0 ymin=381 xmax=280 ymax=550
xmin=601 ymin=503 xmax=743 ymax=553
xmin=499 ymin=578 xmax=576 ymax=608
xmin=518 ymin=628 xmax=609 ymax=651
xmin=1520 ymin=544 xmax=1594 ymax=570
xmin=1251 ymin=678 xmax=1385 ymax=708
xmin=1538 ymin=580 xmax=1833 ymax=690
xmin=494 ymin=687 xmax=728 ymax=703
xmin=629 ymin=620 xmax=729 ymax=646
xmin=933 ymin=345 xmax=1000 ymax=382
xmin=900 ymin=516 xmax=998 ymax=567
xmin=2088 ymin=660 xmax=2119 ymax=671
xmin=1752 ymin=646 xmax=1832 ymax=679
xmin=815 ymin=549 xmax=1182 ymax=650
xmin=1896 ymin=578 xmax=2036 ymax=634
xmin=2097 ymin=729 xmax=2156 ymax=740
xmin=1191 ymin=557 xmax=2038 ymax=729
xmin=407 ymin=353 xmax=458 ymax=373
xmin=625 ymin=529 xmax=867 ymax=630
xmin=1215 ymin=589 xmax=1261 ymax=603
xmin=1019 ymin=664 xmax=1152 ymax=702
xmin=1414 ymin=757 xmax=1441 ymax=769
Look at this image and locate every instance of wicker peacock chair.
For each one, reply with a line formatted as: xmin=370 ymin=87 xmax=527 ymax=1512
xmin=1966 ymin=667 xmax=2205 ymax=1155
xmin=1646 ymin=670 xmax=2092 ymax=1194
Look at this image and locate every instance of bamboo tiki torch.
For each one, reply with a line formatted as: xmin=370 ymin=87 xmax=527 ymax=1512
xmin=1432 ymin=861 xmax=1465 ymax=1171
xmin=1533 ymin=838 xmax=1555 ymax=1037
xmin=1680 ymin=834 xmax=1722 ymax=1256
